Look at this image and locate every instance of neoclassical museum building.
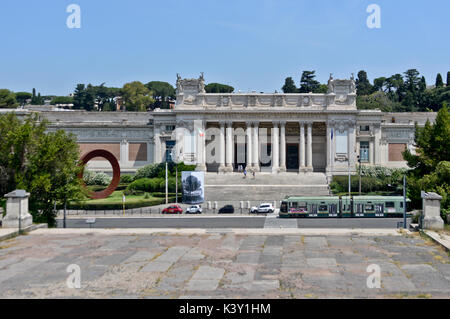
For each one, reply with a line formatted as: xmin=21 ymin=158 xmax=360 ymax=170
xmin=16 ymin=74 xmax=436 ymax=179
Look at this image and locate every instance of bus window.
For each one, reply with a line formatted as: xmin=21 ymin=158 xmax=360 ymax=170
xmin=386 ymin=202 xmax=395 ymax=208
xmin=365 ymin=204 xmax=374 ymax=211
xmin=280 ymin=202 xmax=288 ymax=213
xmin=319 ymin=205 xmax=328 ymax=212
xmin=400 ymin=202 xmax=403 ymax=208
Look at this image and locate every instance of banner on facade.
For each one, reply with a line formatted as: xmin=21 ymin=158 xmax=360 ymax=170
xmin=181 ymin=171 xmax=205 ymax=204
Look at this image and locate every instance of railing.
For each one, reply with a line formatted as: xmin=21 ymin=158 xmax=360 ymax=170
xmin=177 ymin=93 xmax=357 ymax=109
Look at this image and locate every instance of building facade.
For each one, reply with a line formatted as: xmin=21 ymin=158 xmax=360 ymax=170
xmin=28 ymin=74 xmax=436 ymax=178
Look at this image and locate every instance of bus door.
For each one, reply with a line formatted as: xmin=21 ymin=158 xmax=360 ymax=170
xmin=329 ymin=204 xmax=338 ymax=217
xmin=375 ymin=204 xmax=384 ymax=217
xmin=355 ymin=203 xmax=364 ymax=217
xmin=309 ymin=204 xmax=318 ymax=217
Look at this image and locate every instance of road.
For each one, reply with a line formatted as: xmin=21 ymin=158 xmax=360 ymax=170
xmin=56 ymin=216 xmax=411 ymax=229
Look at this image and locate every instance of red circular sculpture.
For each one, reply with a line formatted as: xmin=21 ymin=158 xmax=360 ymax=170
xmin=78 ymin=150 xmax=121 ymax=199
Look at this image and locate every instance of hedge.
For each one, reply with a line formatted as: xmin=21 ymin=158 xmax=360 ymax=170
xmin=330 ymin=175 xmax=403 ymax=195
xmin=125 ymin=177 xmax=181 ymax=195
xmin=67 ymin=197 xmax=176 ymax=210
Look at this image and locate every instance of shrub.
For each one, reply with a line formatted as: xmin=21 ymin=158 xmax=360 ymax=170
xmin=120 ymin=175 xmax=134 ymax=184
xmin=83 ymin=170 xmax=112 ymax=186
xmin=134 ymin=162 xmax=197 ymax=180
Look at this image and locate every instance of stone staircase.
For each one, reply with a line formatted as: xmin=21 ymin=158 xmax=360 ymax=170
xmin=204 ymin=172 xmax=330 ymax=210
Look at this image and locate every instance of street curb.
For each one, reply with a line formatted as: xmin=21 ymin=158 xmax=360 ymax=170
xmin=0 ymin=224 xmax=48 ymax=242
xmin=423 ymin=230 xmax=450 ymax=252
xmin=30 ymin=228 xmax=407 ymax=236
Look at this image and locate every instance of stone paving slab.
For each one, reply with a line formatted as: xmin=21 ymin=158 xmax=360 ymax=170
xmin=0 ymin=231 xmax=449 ymax=298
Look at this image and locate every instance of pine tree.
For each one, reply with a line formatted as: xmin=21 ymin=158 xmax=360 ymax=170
xmin=446 ymin=71 xmax=450 ymax=87
xmin=355 ymin=70 xmax=374 ymax=96
xmin=435 ymin=73 xmax=444 ymax=87
xmin=282 ymin=77 xmax=298 ymax=93
xmin=298 ymin=71 xmax=320 ymax=93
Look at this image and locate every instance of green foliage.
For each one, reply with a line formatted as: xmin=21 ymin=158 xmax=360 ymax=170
xmin=146 ymin=81 xmax=176 ymax=109
xmin=0 ymin=89 xmax=19 ymax=108
xmin=82 ymin=170 xmax=112 ymax=186
xmin=403 ymin=106 xmax=450 ymax=218
xmin=133 ymin=162 xmax=196 ymax=180
xmin=14 ymin=92 xmax=32 ymax=106
xmin=50 ymin=96 xmax=73 ymax=105
xmin=0 ymin=113 xmax=84 ymax=226
xmin=282 ymin=77 xmax=298 ymax=93
xmin=125 ymin=177 xmax=181 ymax=195
xmin=120 ymin=174 xmax=134 ymax=184
xmin=205 ymin=83 xmax=234 ymax=93
xmin=436 ymin=73 xmax=444 ymax=88
xmin=73 ymin=84 xmax=95 ymax=111
xmin=299 ymin=71 xmax=320 ymax=93
xmin=122 ymin=81 xmax=154 ymax=112
xmin=356 ymin=70 xmax=375 ymax=96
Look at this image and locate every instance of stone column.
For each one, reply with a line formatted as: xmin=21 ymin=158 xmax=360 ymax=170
xmin=369 ymin=139 xmax=375 ymax=164
xmin=348 ymin=121 xmax=356 ymax=169
xmin=120 ymin=139 xmax=129 ymax=167
xmin=195 ymin=121 xmax=206 ymax=171
xmin=252 ymin=122 xmax=260 ymax=171
xmin=299 ymin=122 xmax=305 ymax=171
xmin=219 ymin=122 xmax=226 ymax=172
xmin=246 ymin=122 xmax=252 ymax=170
xmin=422 ymin=192 xmax=444 ymax=230
xmin=279 ymin=121 xmax=286 ymax=172
xmin=326 ymin=123 xmax=332 ymax=176
xmin=306 ymin=122 xmax=313 ymax=171
xmin=154 ymin=125 xmax=162 ymax=163
xmin=272 ymin=122 xmax=280 ymax=173
xmin=226 ymin=121 xmax=233 ymax=172
xmin=2 ymin=190 xmax=33 ymax=229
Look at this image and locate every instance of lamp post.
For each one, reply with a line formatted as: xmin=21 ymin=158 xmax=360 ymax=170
xmin=357 ymin=155 xmax=362 ymax=195
xmin=171 ymin=148 xmax=182 ymax=204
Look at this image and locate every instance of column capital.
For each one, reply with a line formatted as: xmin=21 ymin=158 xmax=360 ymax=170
xmin=299 ymin=121 xmax=306 ymax=126
xmin=225 ymin=121 xmax=233 ymax=127
xmin=279 ymin=120 xmax=287 ymax=126
xmin=272 ymin=121 xmax=280 ymax=127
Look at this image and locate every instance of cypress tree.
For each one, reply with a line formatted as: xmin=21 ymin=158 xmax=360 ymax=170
xmin=435 ymin=73 xmax=444 ymax=87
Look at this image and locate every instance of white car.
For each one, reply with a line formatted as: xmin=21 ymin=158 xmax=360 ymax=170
xmin=250 ymin=206 xmax=258 ymax=214
xmin=257 ymin=203 xmax=275 ymax=214
xmin=186 ymin=205 xmax=202 ymax=214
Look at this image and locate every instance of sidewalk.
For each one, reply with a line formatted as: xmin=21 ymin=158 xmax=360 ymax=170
xmin=32 ymin=227 xmax=406 ymax=236
xmin=0 ymin=224 xmax=47 ymax=242
xmin=423 ymin=230 xmax=450 ymax=251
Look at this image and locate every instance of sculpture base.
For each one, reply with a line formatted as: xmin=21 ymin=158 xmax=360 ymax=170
xmin=2 ymin=214 xmax=33 ymax=229
xmin=423 ymin=216 xmax=444 ymax=230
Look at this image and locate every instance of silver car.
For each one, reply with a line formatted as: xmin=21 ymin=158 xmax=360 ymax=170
xmin=186 ymin=205 xmax=202 ymax=214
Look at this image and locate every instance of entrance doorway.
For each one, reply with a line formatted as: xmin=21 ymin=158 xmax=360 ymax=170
xmin=286 ymin=144 xmax=299 ymax=170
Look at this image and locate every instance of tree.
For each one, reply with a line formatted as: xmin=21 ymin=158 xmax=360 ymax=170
xmin=436 ymin=73 xmax=444 ymax=87
xmin=403 ymin=105 xmax=450 ymax=213
xmin=0 ymin=113 xmax=84 ymax=226
xmin=0 ymin=89 xmax=19 ymax=108
xmin=281 ymin=77 xmax=298 ymax=93
xmin=447 ymin=72 xmax=450 ymax=87
xmin=50 ymin=96 xmax=74 ymax=106
xmin=14 ymin=92 xmax=32 ymax=106
xmin=373 ymin=77 xmax=387 ymax=92
xmin=146 ymin=81 xmax=176 ymax=109
xmin=298 ymin=71 xmax=320 ymax=93
xmin=122 ymin=81 xmax=154 ymax=112
xmin=355 ymin=70 xmax=374 ymax=96
xmin=73 ymin=84 xmax=95 ymax=111
xmin=204 ymin=83 xmax=234 ymax=93
xmin=30 ymin=88 xmax=43 ymax=105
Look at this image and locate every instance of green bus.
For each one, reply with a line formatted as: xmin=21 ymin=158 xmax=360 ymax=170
xmin=279 ymin=195 xmax=411 ymax=218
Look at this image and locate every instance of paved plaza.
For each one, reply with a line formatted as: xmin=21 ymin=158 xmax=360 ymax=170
xmin=0 ymin=229 xmax=449 ymax=298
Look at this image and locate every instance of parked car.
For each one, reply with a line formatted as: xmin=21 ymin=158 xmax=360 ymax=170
xmin=218 ymin=205 xmax=234 ymax=214
xmin=250 ymin=206 xmax=258 ymax=214
xmin=186 ymin=205 xmax=202 ymax=214
xmin=257 ymin=203 xmax=275 ymax=214
xmin=162 ymin=205 xmax=183 ymax=214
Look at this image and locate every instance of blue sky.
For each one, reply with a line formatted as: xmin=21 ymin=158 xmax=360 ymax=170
xmin=0 ymin=0 xmax=449 ymax=95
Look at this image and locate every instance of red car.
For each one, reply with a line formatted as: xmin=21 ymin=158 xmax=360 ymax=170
xmin=162 ymin=205 xmax=183 ymax=214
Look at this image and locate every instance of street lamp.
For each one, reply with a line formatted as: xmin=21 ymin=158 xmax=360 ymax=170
xmin=357 ymin=155 xmax=362 ymax=195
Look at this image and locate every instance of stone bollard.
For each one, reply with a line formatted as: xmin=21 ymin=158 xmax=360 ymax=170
xmin=421 ymin=192 xmax=444 ymax=230
xmin=2 ymin=190 xmax=33 ymax=229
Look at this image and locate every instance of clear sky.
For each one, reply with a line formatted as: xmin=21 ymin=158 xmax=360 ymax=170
xmin=0 ymin=0 xmax=449 ymax=96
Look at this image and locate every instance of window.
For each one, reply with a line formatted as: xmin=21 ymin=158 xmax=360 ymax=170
xmin=319 ymin=205 xmax=328 ymax=211
xmin=166 ymin=125 xmax=176 ymax=131
xmin=360 ymin=125 xmax=370 ymax=132
xmin=365 ymin=204 xmax=374 ymax=211
xmin=385 ymin=202 xmax=395 ymax=208
xmin=360 ymin=141 xmax=369 ymax=163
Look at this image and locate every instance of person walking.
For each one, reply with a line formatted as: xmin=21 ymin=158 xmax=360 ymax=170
xmin=243 ymin=168 xmax=247 ymax=178
xmin=252 ymin=169 xmax=256 ymax=179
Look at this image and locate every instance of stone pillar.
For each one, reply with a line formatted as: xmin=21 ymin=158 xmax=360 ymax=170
xmin=195 ymin=121 xmax=206 ymax=171
xmin=154 ymin=125 xmax=162 ymax=163
xmin=348 ymin=122 xmax=356 ymax=169
xmin=226 ymin=121 xmax=234 ymax=172
xmin=2 ymin=190 xmax=33 ymax=229
xmin=306 ymin=122 xmax=313 ymax=171
xmin=246 ymin=122 xmax=252 ymax=170
xmin=299 ymin=122 xmax=305 ymax=171
xmin=252 ymin=122 xmax=260 ymax=171
xmin=422 ymin=192 xmax=444 ymax=230
xmin=218 ymin=122 xmax=226 ymax=172
xmin=272 ymin=122 xmax=280 ymax=173
xmin=369 ymin=139 xmax=375 ymax=164
xmin=326 ymin=123 xmax=332 ymax=176
xmin=279 ymin=121 xmax=286 ymax=172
